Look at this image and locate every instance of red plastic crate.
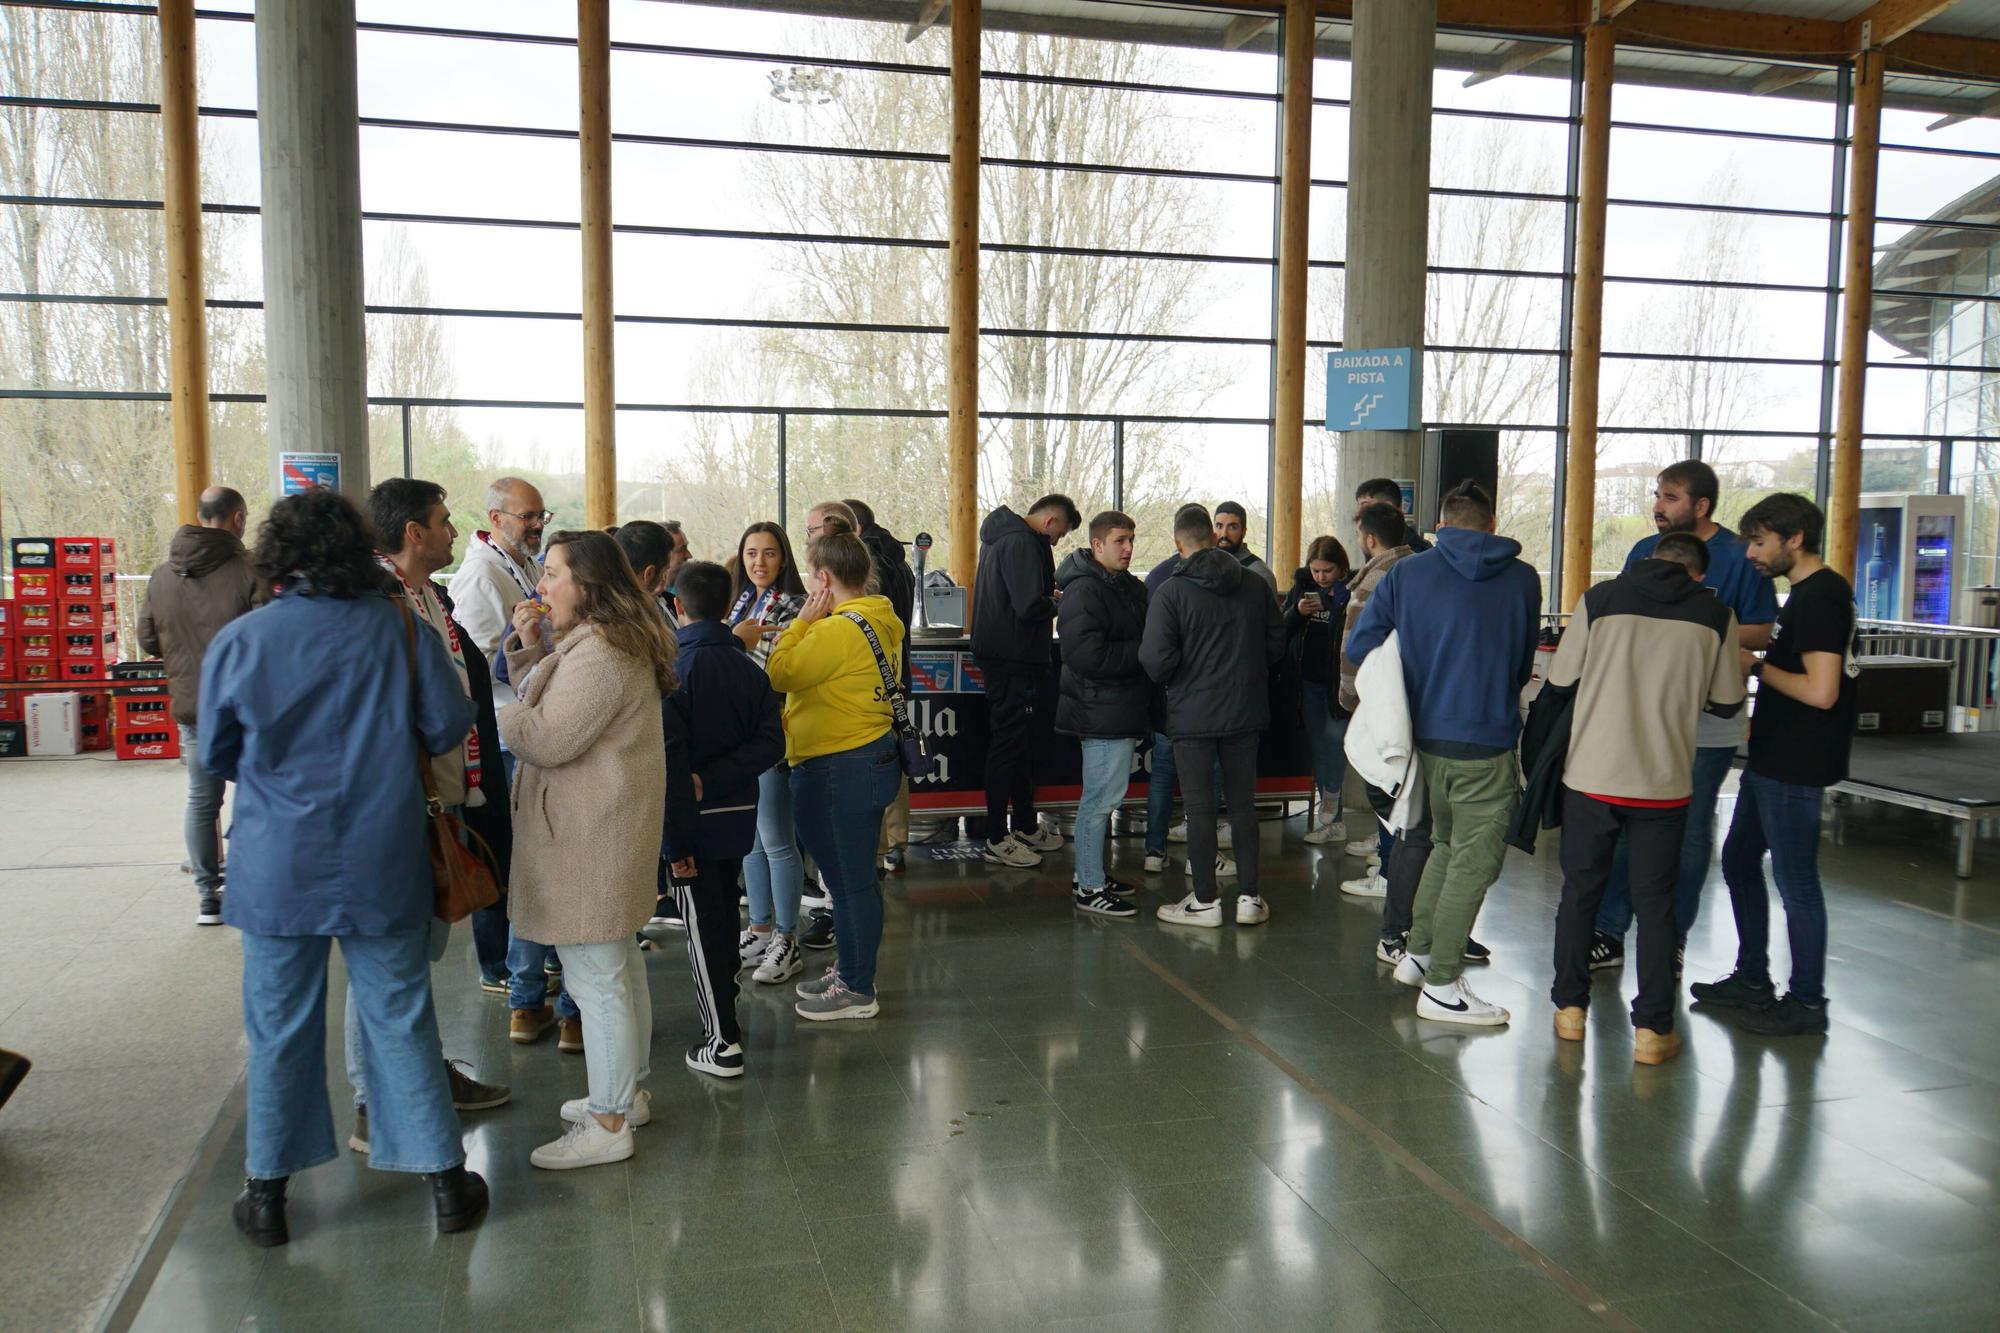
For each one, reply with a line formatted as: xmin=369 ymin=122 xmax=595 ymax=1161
xmin=115 ymin=725 xmax=179 ymax=761
xmin=58 ymin=570 xmax=107 ymax=602
xmin=56 ymin=537 xmax=116 ymax=572
xmin=61 ymin=600 xmax=117 ymax=632
xmin=0 ymin=641 xmax=11 ymax=682
xmin=0 ymin=692 xmax=20 ymax=722
xmin=16 ymin=602 xmax=52 ymax=633
xmin=59 ymin=629 xmax=116 ymax=662
xmin=15 ymin=661 xmax=54 ymax=685
xmin=0 ymin=601 xmax=9 ymax=638
xmin=10 ymin=538 xmax=54 ymax=570
xmin=17 ymin=634 xmax=55 ymax=663
xmin=113 ymin=694 xmax=173 ymax=730
xmin=57 ymin=659 xmax=107 ymax=683
xmin=13 ymin=570 xmax=52 ymax=600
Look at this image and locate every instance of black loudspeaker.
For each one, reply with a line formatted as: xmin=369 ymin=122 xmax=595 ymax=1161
xmin=1420 ymin=429 xmax=1500 ymax=532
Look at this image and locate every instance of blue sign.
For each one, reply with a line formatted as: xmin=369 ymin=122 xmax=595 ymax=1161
xmin=1326 ymin=347 xmax=1419 ymax=432
xmin=279 ymin=451 xmax=341 ymax=495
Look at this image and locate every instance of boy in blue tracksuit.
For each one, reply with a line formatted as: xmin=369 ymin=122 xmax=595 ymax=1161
xmin=662 ymin=561 xmax=785 ymax=1078
xmin=1348 ymin=481 xmax=1542 ymax=1027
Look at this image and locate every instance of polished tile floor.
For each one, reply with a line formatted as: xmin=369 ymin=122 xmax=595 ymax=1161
xmin=85 ymin=786 xmax=2000 ymax=1330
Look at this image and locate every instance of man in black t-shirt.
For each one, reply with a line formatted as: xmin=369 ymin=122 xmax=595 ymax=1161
xmin=1692 ymin=493 xmax=1855 ymax=1038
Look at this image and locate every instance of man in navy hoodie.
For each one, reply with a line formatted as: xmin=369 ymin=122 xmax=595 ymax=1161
xmin=1348 ymin=481 xmax=1541 ymax=1026
xmin=663 ymin=561 xmax=786 ymax=1078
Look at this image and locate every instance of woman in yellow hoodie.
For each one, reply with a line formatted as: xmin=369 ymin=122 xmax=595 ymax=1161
xmin=766 ymin=530 xmax=905 ymax=1021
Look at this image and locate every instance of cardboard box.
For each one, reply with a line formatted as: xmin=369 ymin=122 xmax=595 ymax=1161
xmin=0 ymin=721 xmax=24 ymax=758
xmin=16 ymin=602 xmax=52 ymax=633
xmin=56 ymin=537 xmax=116 ymax=572
xmin=25 ymin=692 xmax=79 ymax=755
xmin=18 ymin=634 xmax=55 ymax=663
xmin=59 ymin=570 xmax=107 ymax=602
xmin=58 ymin=659 xmax=107 ymax=683
xmin=61 ymin=600 xmax=117 ymax=631
xmin=59 ymin=629 xmax=116 ymax=662
xmin=115 ymin=724 xmax=179 ymax=760
xmin=10 ymin=538 xmax=54 ymax=570
xmin=13 ymin=570 xmax=52 ymax=600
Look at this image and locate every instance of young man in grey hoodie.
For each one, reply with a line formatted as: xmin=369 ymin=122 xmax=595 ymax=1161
xmin=1140 ymin=504 xmax=1286 ymax=928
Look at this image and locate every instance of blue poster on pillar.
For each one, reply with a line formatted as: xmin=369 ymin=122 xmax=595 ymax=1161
xmin=1326 ymin=348 xmax=1419 ymax=432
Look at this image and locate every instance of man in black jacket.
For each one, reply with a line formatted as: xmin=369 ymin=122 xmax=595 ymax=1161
xmin=1055 ymin=511 xmax=1149 ymax=920
xmin=971 ymin=494 xmax=1081 ymax=868
xmin=845 ymin=499 xmax=917 ymax=873
xmin=1141 ymin=504 xmax=1286 ymax=928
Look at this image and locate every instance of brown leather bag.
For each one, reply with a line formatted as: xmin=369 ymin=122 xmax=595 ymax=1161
xmin=396 ymin=601 xmax=502 ymax=923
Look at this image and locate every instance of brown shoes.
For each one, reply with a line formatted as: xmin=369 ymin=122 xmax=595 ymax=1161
xmin=509 ymin=1005 xmax=555 ymax=1044
xmin=558 ymin=1015 xmax=585 ymax=1054
xmin=1634 ymin=1028 xmax=1682 ymax=1065
xmin=1554 ymin=1006 xmax=1586 ymax=1042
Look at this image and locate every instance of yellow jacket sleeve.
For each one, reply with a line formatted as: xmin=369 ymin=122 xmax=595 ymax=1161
xmin=766 ymin=616 xmax=846 ymax=694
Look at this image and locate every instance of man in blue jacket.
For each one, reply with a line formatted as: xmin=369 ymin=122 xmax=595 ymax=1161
xmin=662 ymin=562 xmax=786 ymax=1079
xmin=1348 ymin=481 xmax=1542 ymax=1026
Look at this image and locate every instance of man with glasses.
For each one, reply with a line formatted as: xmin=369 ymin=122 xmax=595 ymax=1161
xmin=450 ymin=477 xmax=551 ymax=709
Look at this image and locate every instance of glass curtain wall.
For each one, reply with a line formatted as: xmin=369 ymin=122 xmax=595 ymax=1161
xmin=4 ymin=1 xmax=1997 ymax=596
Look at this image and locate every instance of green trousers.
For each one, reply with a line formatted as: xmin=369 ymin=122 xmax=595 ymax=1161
xmin=1407 ymin=750 xmax=1520 ymax=985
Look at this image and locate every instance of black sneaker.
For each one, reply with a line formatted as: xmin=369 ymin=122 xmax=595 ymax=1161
xmin=800 ymin=906 xmax=836 ymax=951
xmin=1074 ymin=885 xmax=1138 ymax=919
xmin=1073 ymin=875 xmax=1139 ymax=898
xmin=196 ymin=892 xmax=223 ymax=926
xmin=1689 ymin=970 xmax=1778 ymax=1011
xmin=685 ymin=1040 xmax=746 ymax=1079
xmin=647 ymin=896 xmax=685 ymax=931
xmin=1463 ymin=937 xmax=1492 ymax=965
xmin=544 ymin=953 xmax=564 ymax=978
xmin=1734 ymin=994 xmax=1829 ymax=1037
xmin=881 ymin=847 xmax=905 ymax=874
xmin=1588 ymin=931 xmax=1624 ymax=970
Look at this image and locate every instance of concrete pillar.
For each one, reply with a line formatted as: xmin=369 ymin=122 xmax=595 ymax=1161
xmin=1337 ymin=0 xmax=1435 ymax=516
xmin=254 ymin=0 xmax=369 ymax=503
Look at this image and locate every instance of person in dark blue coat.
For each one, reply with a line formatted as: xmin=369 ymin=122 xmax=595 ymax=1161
xmin=662 ymin=561 xmax=786 ymax=1079
xmin=199 ymin=489 xmax=487 ymax=1247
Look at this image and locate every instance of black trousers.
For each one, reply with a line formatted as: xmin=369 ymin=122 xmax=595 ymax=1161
xmin=671 ymin=855 xmax=743 ymax=1051
xmin=1553 ymin=790 xmax=1685 ymax=1034
xmin=1364 ymin=781 xmax=1434 ymax=943
xmin=1175 ymin=733 xmax=1260 ymax=903
xmin=980 ymin=662 xmax=1045 ymax=838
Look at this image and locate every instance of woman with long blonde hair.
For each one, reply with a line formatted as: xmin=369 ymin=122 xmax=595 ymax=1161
xmin=500 ymin=530 xmax=677 ymax=1170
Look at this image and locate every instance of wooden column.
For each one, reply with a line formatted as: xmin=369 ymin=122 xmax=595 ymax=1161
xmin=1827 ymin=47 xmax=1883 ymax=583
xmin=579 ymin=0 xmax=616 ymax=528
xmin=1270 ymin=0 xmax=1313 ymax=577
xmin=947 ymin=0 xmax=980 ymax=588
xmin=1560 ymin=22 xmax=1613 ymax=612
xmin=160 ymin=0 xmax=210 ymax=525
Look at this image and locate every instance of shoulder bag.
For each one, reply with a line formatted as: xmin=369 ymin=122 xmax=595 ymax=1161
xmin=396 ymin=601 xmax=503 ymax=922
xmin=840 ymin=610 xmax=938 ymax=780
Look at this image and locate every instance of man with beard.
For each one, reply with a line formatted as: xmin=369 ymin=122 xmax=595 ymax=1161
xmin=1586 ymin=461 xmax=1777 ymax=977
xmin=1693 ymin=493 xmax=1853 ymax=1037
xmin=1214 ymin=501 xmax=1279 ymax=599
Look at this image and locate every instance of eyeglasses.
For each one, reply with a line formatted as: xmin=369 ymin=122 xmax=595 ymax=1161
xmin=498 ymin=509 xmax=555 ymax=525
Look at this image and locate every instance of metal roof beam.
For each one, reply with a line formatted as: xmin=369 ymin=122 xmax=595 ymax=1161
xmin=1927 ymin=86 xmax=2000 ymax=130
xmin=1463 ymin=40 xmax=1568 ymax=87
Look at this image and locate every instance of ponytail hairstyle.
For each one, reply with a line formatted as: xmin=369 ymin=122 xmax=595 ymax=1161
xmin=804 ymin=531 xmax=877 ymax=595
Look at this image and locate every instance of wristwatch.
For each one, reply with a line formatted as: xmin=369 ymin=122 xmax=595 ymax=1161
xmin=1747 ymin=660 xmax=1764 ymax=679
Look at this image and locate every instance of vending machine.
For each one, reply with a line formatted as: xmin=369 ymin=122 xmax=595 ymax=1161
xmin=1853 ymin=493 xmax=1966 ymax=626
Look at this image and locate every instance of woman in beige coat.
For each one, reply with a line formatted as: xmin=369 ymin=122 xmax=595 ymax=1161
xmin=499 ymin=530 xmax=676 ymax=1171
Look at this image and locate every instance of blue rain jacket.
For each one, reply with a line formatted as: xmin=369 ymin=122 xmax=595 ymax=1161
xmin=200 ymin=585 xmax=474 ymax=937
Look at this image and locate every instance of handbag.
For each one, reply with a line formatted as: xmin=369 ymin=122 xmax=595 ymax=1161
xmin=396 ymin=601 xmax=503 ymax=923
xmin=840 ymin=610 xmax=938 ymax=780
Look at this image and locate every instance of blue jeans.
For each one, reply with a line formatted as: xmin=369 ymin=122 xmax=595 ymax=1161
xmin=791 ymin=734 xmax=899 ymax=995
xmin=507 ymin=931 xmax=580 ymax=1020
xmin=1076 ymin=737 xmax=1138 ymax=890
xmin=560 ymin=936 xmax=652 ymax=1116
xmin=1145 ymin=731 xmax=1178 ymax=855
xmin=245 ymin=928 xmax=461 ymax=1178
xmin=179 ymin=724 xmax=225 ymax=895
xmin=472 ymin=905 xmax=510 ymax=983
xmin=744 ymin=764 xmax=803 ymax=933
xmin=1720 ymin=770 xmax=1829 ymax=1007
xmin=1596 ymin=745 xmax=1736 ymax=939
xmin=346 ymin=918 xmax=449 ymax=1108
xmin=1299 ymin=682 xmax=1347 ymax=800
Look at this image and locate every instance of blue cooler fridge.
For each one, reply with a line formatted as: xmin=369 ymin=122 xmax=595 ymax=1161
xmin=1854 ymin=493 xmax=1966 ymax=626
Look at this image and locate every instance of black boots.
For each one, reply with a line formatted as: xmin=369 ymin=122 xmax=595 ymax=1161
xmin=428 ymin=1165 xmax=489 ymax=1233
xmin=233 ymin=1176 xmax=290 ymax=1248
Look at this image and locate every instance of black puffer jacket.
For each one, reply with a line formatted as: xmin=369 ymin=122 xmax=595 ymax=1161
xmin=859 ymin=523 xmax=915 ymax=632
xmin=1139 ymin=547 xmax=1286 ymax=739
xmin=970 ymin=505 xmax=1057 ymax=668
xmin=1054 ymin=550 xmax=1150 ymax=738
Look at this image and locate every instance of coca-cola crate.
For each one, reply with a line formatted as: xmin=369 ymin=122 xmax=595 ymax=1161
xmin=57 ymin=659 xmax=107 ymax=683
xmin=59 ymin=570 xmax=108 ymax=602
xmin=56 ymin=537 xmax=117 ymax=572
xmin=10 ymin=538 xmax=54 ymax=570
xmin=13 ymin=570 xmax=52 ymax=601
xmin=18 ymin=633 xmax=55 ymax=663
xmin=14 ymin=661 xmax=55 ymax=685
xmin=16 ymin=602 xmax=53 ymax=633
xmin=62 ymin=601 xmax=117 ymax=632
xmin=59 ymin=629 xmax=117 ymax=662
xmin=115 ymin=725 xmax=179 ymax=761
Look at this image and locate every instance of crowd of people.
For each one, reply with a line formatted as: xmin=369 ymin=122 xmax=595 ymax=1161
xmin=134 ymin=455 xmax=1855 ymax=1247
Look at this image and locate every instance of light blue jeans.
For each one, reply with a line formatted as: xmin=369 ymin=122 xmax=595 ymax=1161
xmin=1075 ymin=737 xmax=1138 ymax=891
xmin=744 ymin=763 xmax=803 ymax=933
xmin=179 ymin=724 xmax=225 ymax=895
xmin=346 ymin=917 xmax=449 ymax=1108
xmin=559 ymin=935 xmax=653 ymax=1117
xmin=245 ymin=927 xmax=461 ymax=1178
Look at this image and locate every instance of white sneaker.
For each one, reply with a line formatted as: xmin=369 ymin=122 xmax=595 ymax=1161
xmin=1215 ymin=854 xmax=1237 ymax=880
xmin=753 ymin=932 xmax=804 ymax=984
xmin=532 ymin=1116 xmax=636 ymax=1169
xmin=738 ymin=930 xmax=769 ymax=965
xmin=1143 ymin=851 xmax=1170 ymax=873
xmin=1375 ymin=935 xmax=1408 ymax=966
xmin=1218 ymin=822 xmax=1233 ymax=850
xmin=1304 ymin=819 xmax=1346 ymax=846
xmin=1018 ymin=822 xmax=1064 ymax=853
xmin=983 ymin=834 xmax=1042 ymax=868
xmin=1167 ymin=821 xmax=1189 ymax=844
xmin=1344 ymin=837 xmax=1379 ymax=858
xmin=1156 ymin=892 xmax=1223 ymax=929
xmin=560 ymin=1088 xmax=651 ymax=1128
xmin=801 ymin=873 xmax=832 ymax=909
xmin=1393 ymin=952 xmax=1430 ymax=988
xmin=1417 ymin=977 xmax=1511 ymax=1026
xmin=1340 ymin=872 xmax=1387 ymax=899
xmin=1166 ymin=820 xmax=1231 ymax=849
xmin=1235 ymin=895 xmax=1270 ymax=925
